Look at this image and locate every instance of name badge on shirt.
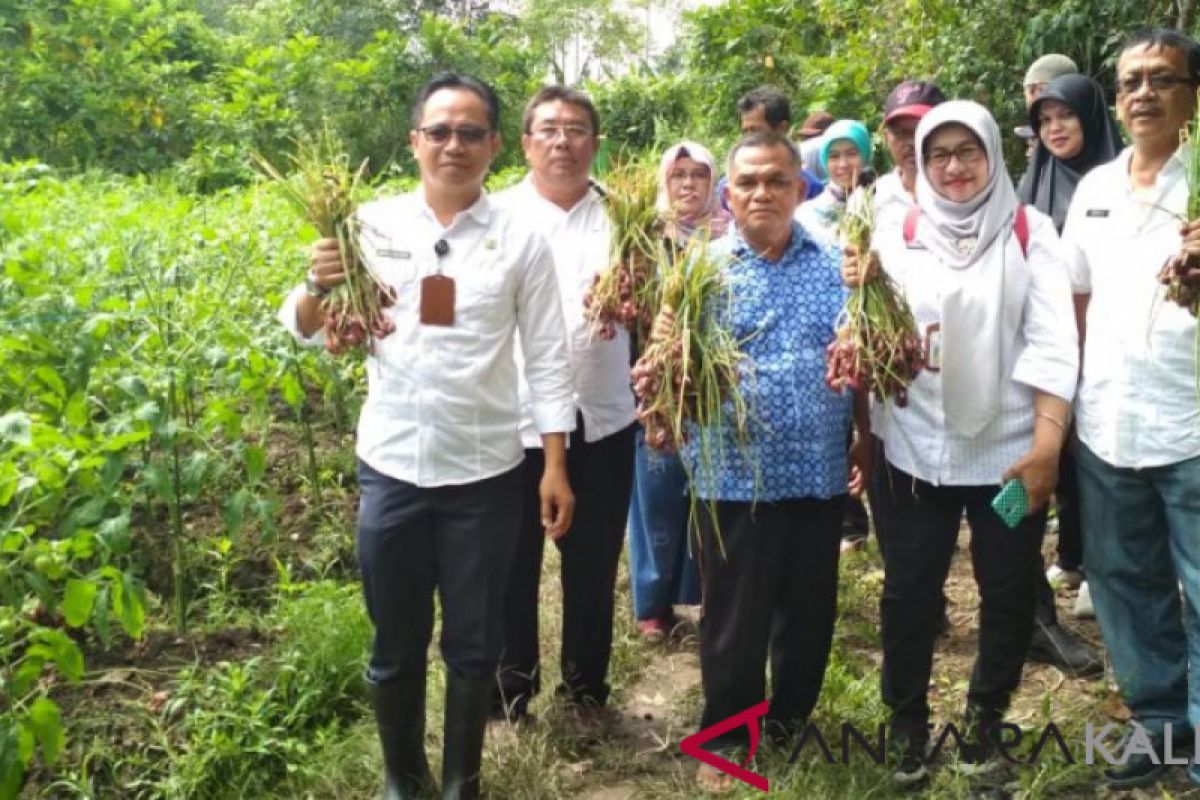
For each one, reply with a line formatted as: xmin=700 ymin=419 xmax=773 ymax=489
xmin=420 ymin=275 xmax=455 ymax=326
xmin=1085 ymin=209 xmax=1110 ymax=218
xmin=923 ymin=322 xmax=942 ymax=372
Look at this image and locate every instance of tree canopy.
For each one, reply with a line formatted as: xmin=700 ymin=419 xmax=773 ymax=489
xmin=0 ymin=0 xmax=1191 ymax=186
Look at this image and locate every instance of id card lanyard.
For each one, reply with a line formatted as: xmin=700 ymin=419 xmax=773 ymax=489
xmin=420 ymin=237 xmax=455 ymax=326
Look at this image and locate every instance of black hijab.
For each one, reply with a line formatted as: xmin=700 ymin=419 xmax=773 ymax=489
xmin=1020 ymin=74 xmax=1123 ymax=231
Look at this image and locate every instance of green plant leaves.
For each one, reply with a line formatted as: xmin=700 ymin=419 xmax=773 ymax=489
xmin=245 ymin=445 xmax=267 ymax=485
xmin=26 ymin=698 xmax=64 ymax=766
xmin=62 ymin=578 xmax=98 ymax=627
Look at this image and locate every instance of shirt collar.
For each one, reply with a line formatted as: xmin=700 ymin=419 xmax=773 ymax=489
xmin=1115 ymin=141 xmax=1191 ymax=189
xmin=520 ymin=173 xmax=602 ymax=216
xmin=416 ymin=187 xmax=492 ymax=229
xmin=731 ymin=220 xmax=809 ymax=262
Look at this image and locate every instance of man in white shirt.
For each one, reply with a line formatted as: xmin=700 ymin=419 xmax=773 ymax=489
xmin=280 ymin=73 xmax=575 ymax=800
xmin=872 ymin=80 xmax=945 ymax=234
xmin=491 ymin=86 xmax=638 ymax=722
xmin=1062 ymin=29 xmax=1200 ymax=790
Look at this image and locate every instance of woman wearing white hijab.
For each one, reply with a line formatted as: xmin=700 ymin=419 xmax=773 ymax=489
xmin=627 ymin=141 xmax=724 ymax=642
xmin=654 ymin=140 xmax=728 ymax=244
xmin=843 ymin=101 xmax=1078 ymax=784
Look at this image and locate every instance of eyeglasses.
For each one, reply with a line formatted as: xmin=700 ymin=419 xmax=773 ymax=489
xmin=667 ymin=168 xmax=711 ymax=183
xmin=925 ymin=142 xmax=986 ymax=169
xmin=418 ymin=125 xmax=491 ymax=145
xmin=1115 ymin=72 xmax=1196 ymax=96
xmin=528 ymin=125 xmax=593 ymax=142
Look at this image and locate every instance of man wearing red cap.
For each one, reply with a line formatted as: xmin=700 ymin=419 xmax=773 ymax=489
xmin=872 ymin=80 xmax=946 ymax=233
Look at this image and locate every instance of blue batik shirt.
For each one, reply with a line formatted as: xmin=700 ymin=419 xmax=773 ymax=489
xmin=684 ymin=222 xmax=852 ymax=502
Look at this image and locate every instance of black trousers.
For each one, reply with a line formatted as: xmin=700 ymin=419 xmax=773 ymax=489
xmin=1054 ymin=442 xmax=1083 ymax=570
xmin=878 ymin=463 xmax=1045 ymax=738
xmin=865 ymin=435 xmax=891 ymax=558
xmin=356 ymin=459 xmax=523 ymax=683
xmin=696 ymin=495 xmax=847 ymax=750
xmin=496 ymin=420 xmax=636 ymax=711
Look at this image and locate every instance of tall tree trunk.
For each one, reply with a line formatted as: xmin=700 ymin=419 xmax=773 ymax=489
xmin=1179 ymin=0 xmax=1198 ymax=32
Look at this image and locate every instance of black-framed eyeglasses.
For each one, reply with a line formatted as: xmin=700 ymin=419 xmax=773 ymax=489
xmin=925 ymin=143 xmax=986 ymax=170
xmin=418 ymin=124 xmax=491 ymax=145
xmin=1115 ymin=72 xmax=1197 ymax=96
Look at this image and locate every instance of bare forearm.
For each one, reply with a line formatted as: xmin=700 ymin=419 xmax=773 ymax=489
xmin=1072 ymin=293 xmax=1089 ymax=368
xmin=295 ymin=293 xmax=326 ymax=338
xmin=540 ymin=433 xmax=567 ymax=473
xmin=852 ymin=390 xmax=871 ymax=440
xmin=1031 ymin=392 xmax=1071 ymax=455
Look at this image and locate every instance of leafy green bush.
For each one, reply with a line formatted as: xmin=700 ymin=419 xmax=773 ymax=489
xmin=150 ymin=581 xmax=369 ymax=798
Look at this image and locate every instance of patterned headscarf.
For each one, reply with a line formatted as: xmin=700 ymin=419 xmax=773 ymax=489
xmin=656 ymin=141 xmax=727 ymax=240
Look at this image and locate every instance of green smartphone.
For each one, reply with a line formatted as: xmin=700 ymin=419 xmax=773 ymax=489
xmin=991 ymin=479 xmax=1029 ymax=529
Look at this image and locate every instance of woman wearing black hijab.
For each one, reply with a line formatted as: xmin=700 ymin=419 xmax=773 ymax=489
xmin=1020 ymin=72 xmax=1122 ymax=677
xmin=1021 ymin=73 xmax=1124 ymax=231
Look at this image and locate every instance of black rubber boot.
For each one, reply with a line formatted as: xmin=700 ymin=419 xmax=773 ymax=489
xmin=442 ymin=673 xmax=492 ymax=800
xmin=368 ymin=678 xmax=434 ymax=800
xmin=1028 ymin=573 xmax=1104 ymax=677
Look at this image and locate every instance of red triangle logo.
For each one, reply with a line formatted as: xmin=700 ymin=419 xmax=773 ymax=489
xmin=679 ymin=700 xmax=770 ymax=792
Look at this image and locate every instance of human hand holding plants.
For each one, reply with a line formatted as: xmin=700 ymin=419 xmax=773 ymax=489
xmin=1159 ymin=220 xmax=1200 ymax=313
xmin=309 ymin=238 xmax=349 ymax=291
xmin=839 ymin=244 xmax=880 ymax=288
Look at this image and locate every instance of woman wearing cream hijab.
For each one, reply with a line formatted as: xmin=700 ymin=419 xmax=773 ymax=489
xmin=843 ymin=100 xmax=1079 ymax=785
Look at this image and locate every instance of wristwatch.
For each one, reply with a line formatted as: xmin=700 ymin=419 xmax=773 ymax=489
xmin=305 ymin=269 xmax=330 ymax=299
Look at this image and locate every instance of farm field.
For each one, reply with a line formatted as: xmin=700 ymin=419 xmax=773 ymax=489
xmin=0 ymin=167 xmax=1164 ymax=795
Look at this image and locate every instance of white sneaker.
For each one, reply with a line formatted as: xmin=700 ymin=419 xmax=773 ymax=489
xmin=1074 ymin=581 xmax=1095 ymax=619
xmin=1046 ymin=564 xmax=1083 ymax=590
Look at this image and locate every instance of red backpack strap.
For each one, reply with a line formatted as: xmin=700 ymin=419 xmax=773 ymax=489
xmin=903 ymin=206 xmax=920 ymax=246
xmin=1013 ymin=204 xmax=1029 ymax=258
xmin=905 ymin=204 xmax=1028 ymax=255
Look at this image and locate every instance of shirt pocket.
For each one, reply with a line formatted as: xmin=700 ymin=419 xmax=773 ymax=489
xmin=456 ymin=259 xmax=513 ymax=331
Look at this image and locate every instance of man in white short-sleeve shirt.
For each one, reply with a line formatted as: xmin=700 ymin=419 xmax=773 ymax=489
xmin=280 ymin=73 xmax=575 ymax=800
xmin=1060 ymin=29 xmax=1200 ymax=790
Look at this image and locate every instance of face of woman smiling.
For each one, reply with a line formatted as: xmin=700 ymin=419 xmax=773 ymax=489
xmin=924 ymin=123 xmax=989 ymax=203
xmin=825 ymin=140 xmax=863 ymax=192
xmin=666 ymin=156 xmax=712 ymax=218
xmin=1037 ymin=99 xmax=1084 ymax=160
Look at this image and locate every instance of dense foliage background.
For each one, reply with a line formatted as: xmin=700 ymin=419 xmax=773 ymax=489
xmin=0 ymin=0 xmax=1194 ymax=797
xmin=1 ymin=0 xmax=1189 ymax=185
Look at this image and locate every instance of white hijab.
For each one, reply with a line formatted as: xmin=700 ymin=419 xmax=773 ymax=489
xmin=656 ymin=141 xmax=720 ymax=223
xmin=913 ymin=101 xmax=1028 ymax=437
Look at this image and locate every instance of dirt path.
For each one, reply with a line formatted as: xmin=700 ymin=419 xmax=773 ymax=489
xmin=552 ymin=529 xmax=1200 ymax=799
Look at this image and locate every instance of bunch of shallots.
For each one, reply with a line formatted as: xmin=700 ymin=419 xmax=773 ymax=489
xmin=1161 ymin=105 xmax=1200 ymax=319
xmin=256 ymin=128 xmax=397 ymax=355
xmin=825 ymin=187 xmax=923 ymax=405
xmin=583 ymin=159 xmax=664 ymax=345
xmin=631 ymin=241 xmax=748 ymax=453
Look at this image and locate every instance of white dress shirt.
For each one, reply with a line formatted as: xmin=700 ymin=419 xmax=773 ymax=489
xmin=493 ymin=176 xmax=636 ymax=448
xmin=795 ymin=186 xmax=842 ymax=245
xmin=872 ymin=170 xmax=915 ymax=238
xmin=872 ymin=207 xmax=1079 ymax=485
xmin=278 ymin=190 xmax=575 ymax=487
xmin=1062 ymin=145 xmax=1200 ymax=468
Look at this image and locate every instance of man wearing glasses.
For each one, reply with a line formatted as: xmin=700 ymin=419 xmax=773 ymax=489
xmin=1061 ymin=28 xmax=1200 ymax=789
xmin=491 ymin=87 xmax=638 ymax=724
xmin=281 ymin=72 xmax=575 ymax=799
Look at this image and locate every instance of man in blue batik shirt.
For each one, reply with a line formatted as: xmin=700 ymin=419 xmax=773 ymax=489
xmin=682 ymin=131 xmax=871 ymax=793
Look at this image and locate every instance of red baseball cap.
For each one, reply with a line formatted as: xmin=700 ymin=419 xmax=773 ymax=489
xmin=883 ymin=80 xmax=946 ymax=125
